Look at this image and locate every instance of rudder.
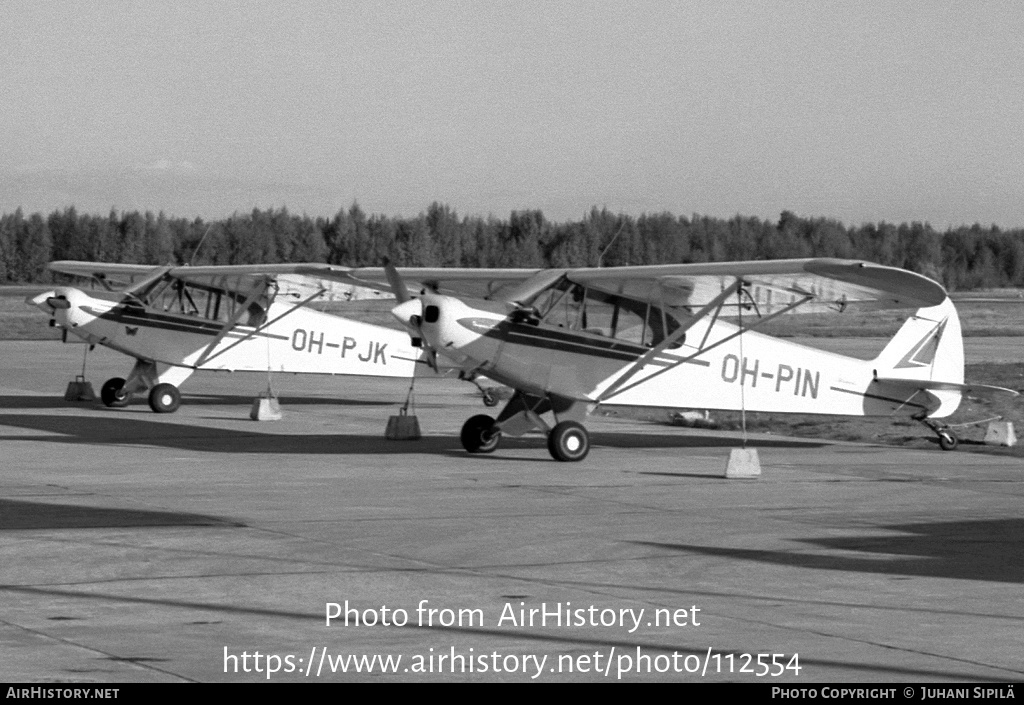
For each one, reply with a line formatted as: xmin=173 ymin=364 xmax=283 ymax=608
xmin=873 ymin=297 xmax=964 ymax=417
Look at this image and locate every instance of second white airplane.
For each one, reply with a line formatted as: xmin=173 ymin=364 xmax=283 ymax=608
xmin=29 ymin=262 xmax=424 ymax=413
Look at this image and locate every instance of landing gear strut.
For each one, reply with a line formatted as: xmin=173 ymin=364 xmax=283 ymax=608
xmin=917 ymin=415 xmax=959 ymax=451
xmin=457 ymin=390 xmax=592 ymax=462
xmin=459 ymin=371 xmax=501 ymax=407
xmin=98 ymin=360 xmax=193 ymax=413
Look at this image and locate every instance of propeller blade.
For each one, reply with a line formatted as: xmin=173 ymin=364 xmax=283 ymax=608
xmin=383 ymin=258 xmax=411 ymax=304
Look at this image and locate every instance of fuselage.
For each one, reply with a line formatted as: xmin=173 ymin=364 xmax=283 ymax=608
xmin=32 ymin=286 xmax=422 ymax=378
xmin=405 ymin=293 xmax=960 ymax=419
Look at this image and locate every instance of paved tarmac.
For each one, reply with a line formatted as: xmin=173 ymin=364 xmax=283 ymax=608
xmin=1 ymin=342 xmax=1022 ymax=683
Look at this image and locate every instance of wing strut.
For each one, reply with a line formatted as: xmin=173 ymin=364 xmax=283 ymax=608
xmin=597 ymin=280 xmax=743 ymax=402
xmin=597 ymin=282 xmax=814 ymax=403
xmin=193 ymin=284 xmax=326 ymax=367
xmin=192 ymin=279 xmax=272 ymax=367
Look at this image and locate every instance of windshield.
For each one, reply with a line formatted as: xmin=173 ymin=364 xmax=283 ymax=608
xmin=131 ymin=274 xmax=268 ymax=327
xmin=528 ymin=280 xmax=681 ymax=347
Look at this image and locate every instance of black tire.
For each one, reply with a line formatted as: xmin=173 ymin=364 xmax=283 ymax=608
xmin=482 ymin=389 xmax=499 ymax=407
xmin=938 ymin=432 xmax=958 ymax=451
xmin=461 ymin=414 xmax=500 ymax=453
xmin=547 ymin=421 xmax=590 ymax=462
xmin=148 ymin=383 xmax=182 ymax=413
xmin=100 ymin=377 xmax=130 ymax=408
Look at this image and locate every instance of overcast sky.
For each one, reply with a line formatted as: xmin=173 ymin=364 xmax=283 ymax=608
xmin=2 ymin=1 xmax=1022 ymax=227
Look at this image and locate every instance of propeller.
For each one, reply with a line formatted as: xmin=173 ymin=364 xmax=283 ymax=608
xmin=25 ymin=290 xmax=72 ymax=341
xmin=26 ymin=290 xmax=66 ymax=312
xmin=385 ymin=260 xmax=439 ymax=371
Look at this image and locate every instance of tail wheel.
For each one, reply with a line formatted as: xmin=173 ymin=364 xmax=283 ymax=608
xmin=548 ymin=421 xmax=590 ymax=462
xmin=461 ymin=414 xmax=500 ymax=453
xmin=938 ymin=432 xmax=959 ymax=451
xmin=100 ymin=377 xmax=130 ymax=408
xmin=148 ymin=383 xmax=182 ymax=413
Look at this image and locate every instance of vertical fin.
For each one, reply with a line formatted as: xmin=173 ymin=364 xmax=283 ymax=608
xmin=874 ymin=298 xmax=963 ymax=384
xmin=873 ymin=297 xmax=964 ymax=417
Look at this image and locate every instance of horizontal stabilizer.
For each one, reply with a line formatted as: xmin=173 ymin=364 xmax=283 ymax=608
xmin=875 ymin=377 xmax=1019 ymax=399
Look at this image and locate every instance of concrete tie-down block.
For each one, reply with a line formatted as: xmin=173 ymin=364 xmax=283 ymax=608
xmin=725 ymin=447 xmax=761 ymax=478
xmin=64 ymin=375 xmax=96 ymax=402
xmin=250 ymin=395 xmax=283 ymax=421
xmin=984 ymin=421 xmax=1017 ymax=447
xmin=386 ymin=409 xmax=421 ymax=440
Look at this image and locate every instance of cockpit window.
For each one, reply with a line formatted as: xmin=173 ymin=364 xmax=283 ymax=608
xmin=132 ymin=275 xmax=268 ymax=327
xmin=529 ymin=280 xmax=681 ymax=347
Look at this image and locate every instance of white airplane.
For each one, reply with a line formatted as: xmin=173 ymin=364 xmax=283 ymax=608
xmin=329 ymin=258 xmax=1015 ymax=461
xmin=28 ymin=262 xmax=427 ymax=412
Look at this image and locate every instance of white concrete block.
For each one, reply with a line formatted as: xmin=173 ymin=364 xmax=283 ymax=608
xmin=984 ymin=421 xmax=1016 ymax=447
xmin=250 ymin=396 xmax=283 ymax=421
xmin=725 ymin=447 xmax=761 ymax=478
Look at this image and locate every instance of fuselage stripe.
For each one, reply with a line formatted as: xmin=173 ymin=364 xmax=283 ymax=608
xmin=461 ymin=318 xmax=710 ymax=367
xmin=829 ymin=385 xmax=930 ymax=410
xmin=89 ymin=306 xmax=289 ymax=341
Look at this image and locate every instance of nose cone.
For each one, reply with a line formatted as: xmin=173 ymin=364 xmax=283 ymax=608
xmin=27 ymin=287 xmax=83 ymax=313
xmin=391 ymin=298 xmax=423 ymax=328
xmin=28 ymin=287 xmax=95 ymax=328
xmin=26 ymin=290 xmax=60 ymax=313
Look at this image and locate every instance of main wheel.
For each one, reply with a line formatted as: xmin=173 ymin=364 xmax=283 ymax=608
xmin=461 ymin=414 xmax=500 ymax=453
xmin=482 ymin=389 xmax=499 ymax=407
xmin=100 ymin=377 xmax=130 ymax=408
xmin=148 ymin=383 xmax=182 ymax=413
xmin=547 ymin=421 xmax=590 ymax=462
xmin=938 ymin=431 xmax=958 ymax=451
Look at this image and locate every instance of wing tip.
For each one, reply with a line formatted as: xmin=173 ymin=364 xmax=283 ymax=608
xmin=805 ymin=259 xmax=948 ymax=309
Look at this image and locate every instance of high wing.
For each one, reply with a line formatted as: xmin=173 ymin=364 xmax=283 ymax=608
xmin=49 ymin=261 xmax=167 ymax=290
xmin=565 ymin=259 xmax=946 ymax=313
xmin=48 ymin=261 xmax=392 ymax=304
xmin=49 ymin=260 xmax=543 ymax=309
xmin=342 ymin=257 xmax=947 ymax=314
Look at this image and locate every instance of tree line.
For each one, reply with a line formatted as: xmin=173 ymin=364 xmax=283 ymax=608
xmin=1 ymin=203 xmax=1022 ymax=291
